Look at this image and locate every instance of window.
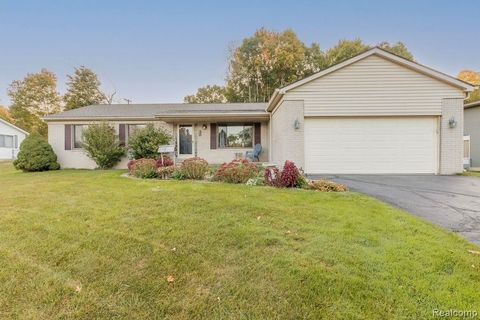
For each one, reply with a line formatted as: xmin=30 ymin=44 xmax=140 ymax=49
xmin=73 ymin=125 xmax=84 ymax=149
xmin=0 ymin=135 xmax=14 ymax=148
xmin=217 ymin=124 xmax=253 ymax=148
xmin=128 ymin=124 xmax=146 ymax=139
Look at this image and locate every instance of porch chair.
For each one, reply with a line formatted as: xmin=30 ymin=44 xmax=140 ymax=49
xmin=246 ymin=144 xmax=262 ymax=162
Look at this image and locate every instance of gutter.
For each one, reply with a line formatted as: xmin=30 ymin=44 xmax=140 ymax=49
xmin=43 ymin=116 xmax=156 ymax=122
xmin=266 ymin=89 xmax=284 ymax=112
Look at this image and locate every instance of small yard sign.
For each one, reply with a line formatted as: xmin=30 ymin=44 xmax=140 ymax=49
xmin=158 ymin=145 xmax=175 ymax=153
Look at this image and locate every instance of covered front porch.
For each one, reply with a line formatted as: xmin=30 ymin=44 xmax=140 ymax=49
xmin=155 ymin=111 xmax=270 ymax=164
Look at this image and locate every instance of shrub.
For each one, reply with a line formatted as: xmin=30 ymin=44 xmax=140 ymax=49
xmin=127 ymin=159 xmax=136 ymax=174
xmin=156 ymin=155 xmax=173 ymax=167
xmin=82 ymin=123 xmax=125 ymax=169
xmin=309 ymin=180 xmax=348 ymax=192
xmin=179 ymin=157 xmax=209 ymax=180
xmin=157 ymin=165 xmax=175 ymax=179
xmin=13 ymin=134 xmax=60 ymax=172
xmin=214 ymin=159 xmax=258 ymax=184
xmin=295 ymin=174 xmax=309 ymax=189
xmin=128 ymin=124 xmax=171 ymax=159
xmin=131 ymin=158 xmax=158 ymax=178
xmin=171 ymin=168 xmax=186 ymax=180
xmin=265 ymin=161 xmax=300 ymax=188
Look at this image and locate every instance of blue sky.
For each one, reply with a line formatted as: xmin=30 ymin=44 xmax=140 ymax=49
xmin=0 ymin=0 xmax=478 ymax=106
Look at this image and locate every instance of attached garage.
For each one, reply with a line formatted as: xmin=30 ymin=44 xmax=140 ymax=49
xmin=268 ymin=47 xmax=475 ymax=175
xmin=304 ymin=117 xmax=439 ymax=174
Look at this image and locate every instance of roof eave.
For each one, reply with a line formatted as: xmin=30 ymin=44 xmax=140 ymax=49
xmin=266 ymin=89 xmax=284 ymax=112
xmin=0 ymin=118 xmax=29 ymax=135
xmin=43 ymin=116 xmax=157 ymax=122
xmin=154 ymin=112 xmax=269 ymax=122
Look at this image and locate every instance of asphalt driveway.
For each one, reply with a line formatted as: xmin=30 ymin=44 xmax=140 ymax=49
xmin=310 ymin=174 xmax=480 ymax=244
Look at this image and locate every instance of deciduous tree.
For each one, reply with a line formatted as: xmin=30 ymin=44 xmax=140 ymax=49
xmin=0 ymin=106 xmax=15 ymax=124
xmin=325 ymin=39 xmax=369 ymax=66
xmin=458 ymin=70 xmax=480 ymax=103
xmin=226 ymin=28 xmax=322 ymax=102
xmin=64 ymin=66 xmax=106 ymax=110
xmin=189 ymin=29 xmax=415 ymax=104
xmin=184 ymin=85 xmax=227 ymax=103
xmin=8 ymin=69 xmax=62 ymax=136
xmin=377 ymin=41 xmax=414 ymax=60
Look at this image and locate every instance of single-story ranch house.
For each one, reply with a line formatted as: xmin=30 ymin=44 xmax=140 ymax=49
xmin=0 ymin=118 xmax=28 ymax=160
xmin=44 ymin=48 xmax=476 ymax=174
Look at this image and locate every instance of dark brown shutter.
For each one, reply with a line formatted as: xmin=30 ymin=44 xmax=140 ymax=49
xmin=254 ymin=123 xmax=261 ymax=145
xmin=210 ymin=123 xmax=217 ymax=149
xmin=119 ymin=124 xmax=126 ymax=146
xmin=65 ymin=124 xmax=72 ymax=150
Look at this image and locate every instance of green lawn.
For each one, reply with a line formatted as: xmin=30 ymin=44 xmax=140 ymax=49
xmin=0 ymin=162 xmax=479 ymax=319
xmin=463 ymin=170 xmax=480 ymax=177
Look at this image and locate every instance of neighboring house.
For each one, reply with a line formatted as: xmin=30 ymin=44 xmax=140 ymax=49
xmin=464 ymin=101 xmax=480 ymax=168
xmin=0 ymin=118 xmax=28 ymax=160
xmin=44 ymin=47 xmax=475 ymax=174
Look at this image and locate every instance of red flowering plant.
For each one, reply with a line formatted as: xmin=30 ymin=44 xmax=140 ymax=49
xmin=265 ymin=160 xmax=301 ymax=188
xmin=179 ymin=157 xmax=209 ymax=180
xmin=156 ymin=155 xmax=174 ymax=168
xmin=214 ymin=159 xmax=258 ymax=184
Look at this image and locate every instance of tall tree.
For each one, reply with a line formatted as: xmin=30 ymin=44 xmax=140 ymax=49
xmin=0 ymin=106 xmax=15 ymax=124
xmin=324 ymin=39 xmax=369 ymax=66
xmin=458 ymin=70 xmax=480 ymax=103
xmin=226 ymin=28 xmax=323 ymax=103
xmin=8 ymin=69 xmax=62 ymax=136
xmin=64 ymin=66 xmax=106 ymax=110
xmin=377 ymin=41 xmax=414 ymax=60
xmin=184 ymin=85 xmax=227 ymax=103
xmin=189 ymin=29 xmax=415 ymax=103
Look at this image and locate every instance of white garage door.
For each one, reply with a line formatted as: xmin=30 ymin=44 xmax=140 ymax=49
xmin=305 ymin=117 xmax=438 ymax=174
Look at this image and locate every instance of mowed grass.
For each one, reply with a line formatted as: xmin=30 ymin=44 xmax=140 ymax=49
xmin=463 ymin=170 xmax=480 ymax=177
xmin=0 ymin=162 xmax=479 ymax=319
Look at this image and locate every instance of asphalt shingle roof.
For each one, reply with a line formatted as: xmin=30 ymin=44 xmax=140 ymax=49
xmin=44 ymin=103 xmax=268 ymax=120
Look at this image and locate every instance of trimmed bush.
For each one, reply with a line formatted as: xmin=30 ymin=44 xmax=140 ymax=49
xmin=157 ymin=165 xmax=175 ymax=179
xmin=13 ymin=134 xmax=60 ymax=172
xmin=265 ymin=161 xmax=300 ymax=188
xmin=171 ymin=168 xmax=186 ymax=180
xmin=82 ymin=123 xmax=125 ymax=169
xmin=128 ymin=124 xmax=171 ymax=159
xmin=130 ymin=158 xmax=158 ymax=179
xmin=214 ymin=159 xmax=258 ymax=184
xmin=179 ymin=157 xmax=209 ymax=180
xmin=309 ymin=180 xmax=348 ymax=192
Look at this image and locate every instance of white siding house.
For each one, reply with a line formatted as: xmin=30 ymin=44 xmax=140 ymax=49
xmin=45 ymin=47 xmax=475 ymax=174
xmin=0 ymin=119 xmax=28 ymax=160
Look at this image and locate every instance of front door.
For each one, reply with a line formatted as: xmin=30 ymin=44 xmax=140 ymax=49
xmin=178 ymin=125 xmax=194 ymax=156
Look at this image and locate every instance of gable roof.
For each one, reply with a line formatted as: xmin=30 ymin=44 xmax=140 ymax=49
xmin=267 ymin=47 xmax=476 ymax=111
xmin=465 ymin=101 xmax=480 ymax=109
xmin=0 ymin=118 xmax=29 ymax=135
xmin=43 ymin=103 xmax=268 ymax=121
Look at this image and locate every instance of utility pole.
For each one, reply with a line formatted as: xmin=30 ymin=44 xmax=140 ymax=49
xmin=123 ymin=98 xmax=132 ymax=104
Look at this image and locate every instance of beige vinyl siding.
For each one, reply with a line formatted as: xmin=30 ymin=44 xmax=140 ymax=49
xmin=285 ymin=55 xmax=465 ymax=116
